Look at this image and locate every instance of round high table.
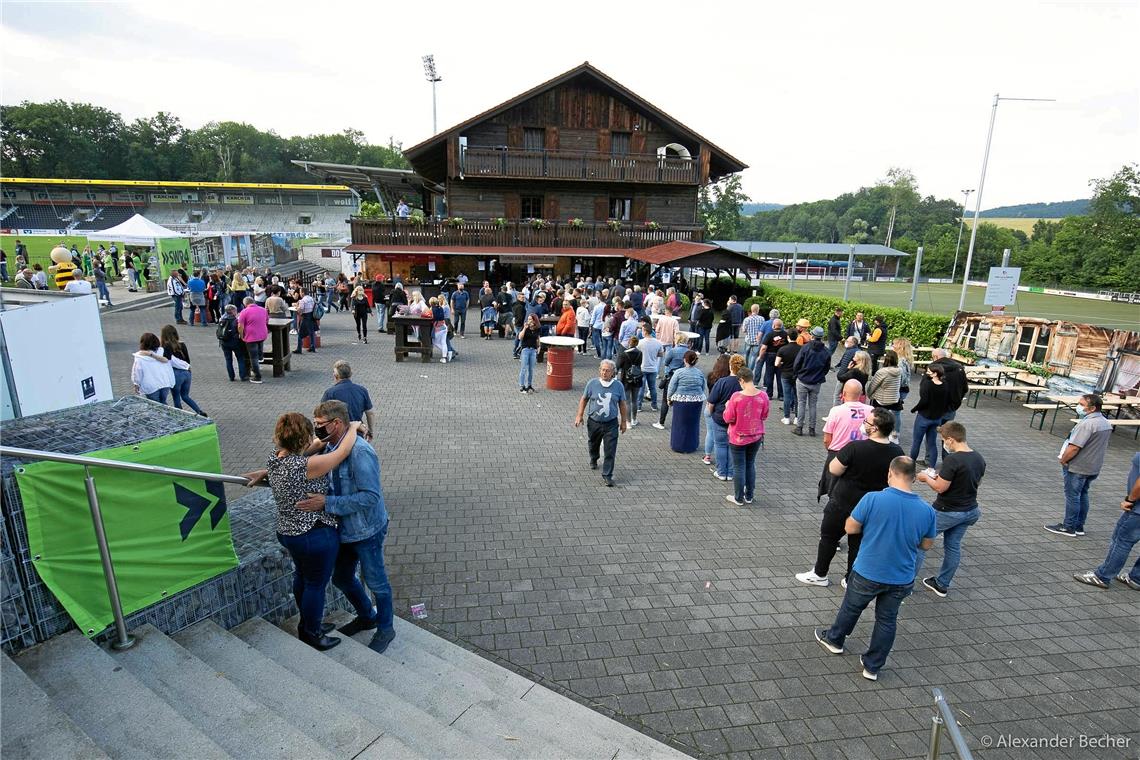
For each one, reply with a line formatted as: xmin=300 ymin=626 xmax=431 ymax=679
xmin=540 ymin=336 xmax=584 ymax=390
xmin=679 ymin=330 xmax=700 ymax=352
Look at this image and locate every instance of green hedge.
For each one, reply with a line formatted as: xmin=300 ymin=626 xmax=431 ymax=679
xmin=745 ymin=286 xmax=950 ymax=348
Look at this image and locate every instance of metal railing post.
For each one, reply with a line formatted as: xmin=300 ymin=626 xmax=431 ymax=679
xmin=83 ymin=466 xmax=136 ymax=651
xmin=926 ymin=713 xmax=944 ymax=760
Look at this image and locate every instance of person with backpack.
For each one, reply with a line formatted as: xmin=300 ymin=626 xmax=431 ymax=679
xmin=617 ymin=335 xmax=644 ymax=427
xmin=294 ymin=287 xmax=319 ymax=355
xmin=216 ymin=304 xmax=249 ymax=381
xmin=167 ymin=270 xmax=188 ymax=324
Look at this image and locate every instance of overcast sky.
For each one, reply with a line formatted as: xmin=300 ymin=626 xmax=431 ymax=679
xmin=2 ymin=0 xmax=1136 ymax=209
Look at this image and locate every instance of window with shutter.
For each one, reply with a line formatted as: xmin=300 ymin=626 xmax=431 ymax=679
xmin=609 ymin=198 xmax=632 ymax=221
xmin=611 ymin=132 xmax=631 ymax=155
xmin=523 ymin=128 xmax=545 ymax=151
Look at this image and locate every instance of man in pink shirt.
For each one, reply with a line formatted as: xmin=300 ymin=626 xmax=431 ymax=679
xmin=818 ymin=379 xmax=874 ymax=500
xmin=237 ymin=296 xmax=269 ymax=384
xmin=654 ymin=308 xmax=679 ymax=348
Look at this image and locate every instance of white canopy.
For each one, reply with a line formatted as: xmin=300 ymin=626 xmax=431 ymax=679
xmin=85 ymin=214 xmax=187 ymax=245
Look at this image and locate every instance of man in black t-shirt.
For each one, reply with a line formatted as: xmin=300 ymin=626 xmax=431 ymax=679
xmin=757 ymin=319 xmax=788 ymax=398
xmin=914 ymin=421 xmax=984 ymax=597
xmin=796 ymin=409 xmax=903 ymax=588
xmin=774 ymin=329 xmax=802 ymax=424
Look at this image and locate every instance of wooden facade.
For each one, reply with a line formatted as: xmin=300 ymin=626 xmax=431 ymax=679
xmin=948 ymin=311 xmax=1140 ymax=393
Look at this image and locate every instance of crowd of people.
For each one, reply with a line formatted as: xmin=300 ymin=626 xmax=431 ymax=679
xmin=120 ymin=267 xmax=1138 ymax=680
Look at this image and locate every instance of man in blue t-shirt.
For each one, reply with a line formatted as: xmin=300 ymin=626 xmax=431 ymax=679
xmin=320 ymin=361 xmax=375 ymax=441
xmin=814 ymin=456 xmax=936 ymax=681
xmin=449 ymin=283 xmax=470 ymax=337
xmin=573 ymin=360 xmax=629 ymax=487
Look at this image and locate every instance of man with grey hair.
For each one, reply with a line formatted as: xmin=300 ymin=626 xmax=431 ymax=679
xmin=216 ymin=303 xmax=248 ymax=381
xmin=574 ymin=360 xmax=629 ymax=487
xmin=237 ymin=295 xmax=269 ymax=384
xmin=320 ymin=361 xmax=376 ymax=441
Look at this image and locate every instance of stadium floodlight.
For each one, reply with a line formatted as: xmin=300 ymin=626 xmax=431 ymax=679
xmin=950 ymin=188 xmax=974 ymax=284
xmin=422 ymin=54 xmax=442 ymax=135
xmin=957 ymin=94 xmax=1055 ymax=312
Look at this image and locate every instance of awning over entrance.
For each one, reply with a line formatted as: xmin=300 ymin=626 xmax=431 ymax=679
xmin=627 ymin=241 xmax=780 ymax=271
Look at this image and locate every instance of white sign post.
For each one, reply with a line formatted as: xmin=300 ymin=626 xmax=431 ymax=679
xmin=984 ymin=267 xmax=1021 ymax=314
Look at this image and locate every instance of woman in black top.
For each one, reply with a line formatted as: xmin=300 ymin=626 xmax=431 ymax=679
xmin=517 ymin=314 xmax=541 ymax=393
xmin=159 ymin=324 xmax=206 ymax=416
xmin=910 ymin=363 xmax=949 ymax=467
xmin=351 ymin=286 xmax=371 ymax=343
xmin=618 ymin=335 xmax=644 ymax=424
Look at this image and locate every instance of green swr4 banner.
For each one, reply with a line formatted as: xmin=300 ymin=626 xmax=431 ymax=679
xmin=15 ymin=425 xmax=239 ymax=636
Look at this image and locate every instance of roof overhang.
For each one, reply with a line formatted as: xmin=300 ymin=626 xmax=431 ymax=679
xmin=290 ymin=161 xmax=441 ymax=196
xmin=628 ymin=241 xmax=779 ymax=271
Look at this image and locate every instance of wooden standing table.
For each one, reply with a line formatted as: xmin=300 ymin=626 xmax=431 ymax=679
xmin=266 ymin=318 xmax=293 ymax=378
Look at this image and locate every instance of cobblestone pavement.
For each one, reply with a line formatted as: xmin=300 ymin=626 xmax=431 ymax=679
xmin=100 ymin=306 xmax=1139 ymax=760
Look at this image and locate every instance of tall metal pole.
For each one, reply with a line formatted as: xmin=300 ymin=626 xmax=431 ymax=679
xmin=909 ymin=246 xmax=924 ymax=312
xmin=1001 ymin=247 xmax=1011 ymax=268
xmin=789 ymin=243 xmax=798 ymax=291
xmin=432 ymin=79 xmax=438 ymax=135
xmin=958 ymin=94 xmax=1054 ymax=312
xmin=84 ymin=466 xmax=135 ymax=650
xmin=843 ymin=244 xmax=855 ymax=301
xmin=950 ymin=188 xmax=974 ymax=284
xmin=422 ymin=55 xmax=442 ymax=135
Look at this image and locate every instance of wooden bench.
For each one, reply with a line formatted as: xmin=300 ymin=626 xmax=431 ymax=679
xmin=967 ymin=383 xmax=1046 ymax=407
xmin=1024 ymin=402 xmax=1060 ymax=430
xmin=1068 ymin=418 xmax=1140 ymax=439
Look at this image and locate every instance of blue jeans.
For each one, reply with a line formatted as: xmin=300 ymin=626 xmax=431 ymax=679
xmin=591 ymin=328 xmax=603 ymax=357
xmin=277 ymin=524 xmax=339 ymax=638
xmin=744 ymin=343 xmax=761 ymax=373
xmin=144 ymin=388 xmax=169 ymax=404
xmin=781 ymin=376 xmax=797 ymax=419
xmin=642 ymin=373 xmax=658 ymax=408
xmin=712 ymin=422 xmax=732 ymax=478
xmin=222 ymin=344 xmax=248 ymax=381
xmin=519 ymin=347 xmax=536 ymax=388
xmin=915 ymin=507 xmax=981 ymax=588
xmin=245 ymin=341 xmax=264 ymax=379
xmin=332 ymin=523 xmax=394 ymax=635
xmin=695 ymin=326 xmax=710 ymax=353
xmin=602 ymin=335 xmax=615 ymax=360
xmin=453 ymin=307 xmax=467 ymax=335
xmin=910 ymin=414 xmax=942 ymax=467
xmin=730 ymin=438 xmax=761 ymax=501
xmin=1062 ymin=468 xmax=1097 ymax=532
xmin=171 ymin=368 xmax=204 ymax=415
xmin=96 ymin=280 xmax=112 ymax=304
xmin=172 ymin=295 xmax=184 ymax=322
xmin=703 ymin=408 xmax=715 ymax=457
xmin=795 ymin=380 xmax=821 ymax=433
xmin=1095 ymin=509 xmax=1140 ymax=584
xmin=822 ymin=570 xmax=913 ymax=674
xmin=375 ymin=304 xmax=387 ymax=330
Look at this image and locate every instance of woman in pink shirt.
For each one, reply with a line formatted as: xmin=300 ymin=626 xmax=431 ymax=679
xmin=722 ymin=366 xmax=770 ymax=506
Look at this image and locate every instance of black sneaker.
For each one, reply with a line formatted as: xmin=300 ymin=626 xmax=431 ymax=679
xmin=590 ymin=460 xmax=598 ymax=470
xmin=814 ymin=628 xmax=843 ymax=654
xmin=1043 ymin=523 xmax=1078 ymax=537
xmin=922 ymin=576 xmax=949 ymax=597
xmin=792 ymin=428 xmax=804 ymax=436
xmin=368 ymin=628 xmax=396 ymax=654
xmin=339 ymin=614 xmax=380 ymax=636
xmin=1073 ymin=571 xmax=1109 ymax=589
xmin=603 ymin=476 xmax=614 ymax=487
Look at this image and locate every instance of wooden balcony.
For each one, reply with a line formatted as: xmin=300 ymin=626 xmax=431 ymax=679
xmin=460 ymin=146 xmax=701 ymax=185
xmin=350 ymin=218 xmax=704 ymax=249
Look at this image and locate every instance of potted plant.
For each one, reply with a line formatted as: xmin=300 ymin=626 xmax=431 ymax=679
xmin=645 ymin=220 xmax=661 ymax=231
xmin=606 ymin=219 xmax=623 ymax=232
xmin=447 ymin=217 xmax=465 ymax=228
xmin=409 ymin=209 xmax=426 ymax=226
xmin=492 ymin=217 xmax=508 ymax=229
xmin=567 ymin=217 xmax=585 ymax=229
xmin=530 ymin=218 xmax=549 ymax=230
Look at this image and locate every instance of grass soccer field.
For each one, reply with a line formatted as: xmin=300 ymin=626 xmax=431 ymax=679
xmin=964 ymin=217 xmax=1042 ymax=234
xmin=764 ymin=278 xmax=1140 ymax=329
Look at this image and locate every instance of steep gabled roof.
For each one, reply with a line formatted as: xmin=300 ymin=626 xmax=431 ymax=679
xmin=404 ymin=62 xmax=747 ymax=181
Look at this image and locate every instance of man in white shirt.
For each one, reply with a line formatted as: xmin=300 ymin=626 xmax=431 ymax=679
xmin=64 ymin=278 xmax=94 ymax=295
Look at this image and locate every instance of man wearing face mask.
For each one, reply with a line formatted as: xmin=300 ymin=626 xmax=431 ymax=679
xmin=574 ymin=360 xmax=629 ymax=487
xmin=297 ymin=400 xmax=395 ymax=653
xmin=796 ymin=408 xmax=903 ymax=588
xmin=1045 ymin=394 xmax=1113 ymax=538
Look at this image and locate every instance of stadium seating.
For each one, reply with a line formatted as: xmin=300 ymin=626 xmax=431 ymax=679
xmin=73 ymin=206 xmax=139 ymax=230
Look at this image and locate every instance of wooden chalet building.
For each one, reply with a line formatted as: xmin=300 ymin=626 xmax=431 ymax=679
xmin=343 ymin=62 xmax=760 ymax=285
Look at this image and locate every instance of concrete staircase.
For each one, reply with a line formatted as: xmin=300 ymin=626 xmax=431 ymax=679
xmin=3 ymin=613 xmax=692 ymax=760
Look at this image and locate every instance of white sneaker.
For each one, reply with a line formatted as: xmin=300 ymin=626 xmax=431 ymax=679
xmin=652 ymin=422 xmax=665 ymax=430
xmin=792 ymin=417 xmax=798 ymax=425
xmin=440 ymin=358 xmax=447 ymax=363
xmin=629 ymin=419 xmax=638 ymax=427
xmin=795 ymin=570 xmax=830 ymax=587
xmin=841 ymin=577 xmax=848 ymax=589
xmin=781 ymin=417 xmax=790 ymax=425
xmin=888 ymin=433 xmax=899 ymax=444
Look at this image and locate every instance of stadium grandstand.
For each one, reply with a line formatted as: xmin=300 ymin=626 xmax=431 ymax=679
xmin=0 ymin=178 xmax=356 ymax=238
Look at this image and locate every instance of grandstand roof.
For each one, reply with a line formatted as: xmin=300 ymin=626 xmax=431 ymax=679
xmin=713 ymin=241 xmax=910 ymax=257
xmin=290 ymin=161 xmax=441 ymax=195
xmin=1 ymin=177 xmax=351 ymax=192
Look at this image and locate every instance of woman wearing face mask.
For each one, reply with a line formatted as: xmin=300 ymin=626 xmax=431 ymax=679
xmin=241 ymin=414 xmax=360 ymax=650
xmin=795 ymin=408 xmax=904 ymax=589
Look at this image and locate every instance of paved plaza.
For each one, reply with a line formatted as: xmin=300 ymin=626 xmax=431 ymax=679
xmin=100 ymin=305 xmax=1139 ymax=760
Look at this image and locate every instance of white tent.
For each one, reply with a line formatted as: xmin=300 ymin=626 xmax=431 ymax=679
xmin=86 ymin=214 xmax=188 ymax=245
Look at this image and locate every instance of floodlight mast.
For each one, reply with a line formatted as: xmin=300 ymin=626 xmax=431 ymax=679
xmin=422 ymin=54 xmax=442 ymax=135
xmin=950 ymin=188 xmax=974 ymax=284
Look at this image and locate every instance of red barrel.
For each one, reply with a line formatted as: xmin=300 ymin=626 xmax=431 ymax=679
xmin=546 ymin=345 xmax=574 ymax=390
xmin=364 ymin=290 xmax=375 ymax=308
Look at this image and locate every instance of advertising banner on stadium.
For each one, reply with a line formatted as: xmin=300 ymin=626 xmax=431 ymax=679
xmin=223 ymin=194 xmax=254 ymax=205
xmin=14 ymin=425 xmax=239 ymax=637
xmin=156 ymin=237 xmax=192 ymax=279
xmin=150 ymin=193 xmax=182 ymax=203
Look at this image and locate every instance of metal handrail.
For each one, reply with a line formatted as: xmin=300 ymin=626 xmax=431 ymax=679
xmin=1 ymin=445 xmax=255 ymax=651
xmin=927 ymin=688 xmax=974 ymax=760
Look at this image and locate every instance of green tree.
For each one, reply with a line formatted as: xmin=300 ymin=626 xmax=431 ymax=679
xmin=0 ymin=100 xmax=126 ymax=178
xmin=699 ymin=174 xmax=750 ymax=240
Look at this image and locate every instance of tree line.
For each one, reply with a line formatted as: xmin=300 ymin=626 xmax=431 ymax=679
xmin=0 ymin=100 xmax=408 ymax=184
xmin=700 ymin=164 xmax=1139 ymax=292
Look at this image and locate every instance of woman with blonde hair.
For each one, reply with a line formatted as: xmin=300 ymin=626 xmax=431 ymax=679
xmin=229 ymin=270 xmax=248 ymax=310
xmin=837 ymin=350 xmax=872 ymax=401
xmin=241 ymin=413 xmax=360 ymax=650
xmin=351 ymin=286 xmax=371 ymax=344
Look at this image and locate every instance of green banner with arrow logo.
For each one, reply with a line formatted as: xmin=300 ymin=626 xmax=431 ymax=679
xmin=15 ymin=425 xmax=239 ymax=636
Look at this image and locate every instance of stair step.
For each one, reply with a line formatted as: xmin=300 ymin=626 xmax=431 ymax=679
xmin=13 ymin=631 xmax=230 ymax=760
xmin=117 ymin=625 xmax=332 ymax=760
xmin=173 ymin=620 xmax=384 ymax=756
xmin=389 ymin=617 xmax=692 ymax=759
xmin=307 ymin=615 xmax=561 ymax=759
xmin=354 ymin=733 xmax=428 ymax=760
xmin=233 ymin=617 xmax=504 ymax=759
xmin=2 ymin=654 xmax=110 ymax=760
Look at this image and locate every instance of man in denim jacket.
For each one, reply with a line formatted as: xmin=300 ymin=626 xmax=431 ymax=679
xmin=299 ymin=400 xmax=396 ymax=653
